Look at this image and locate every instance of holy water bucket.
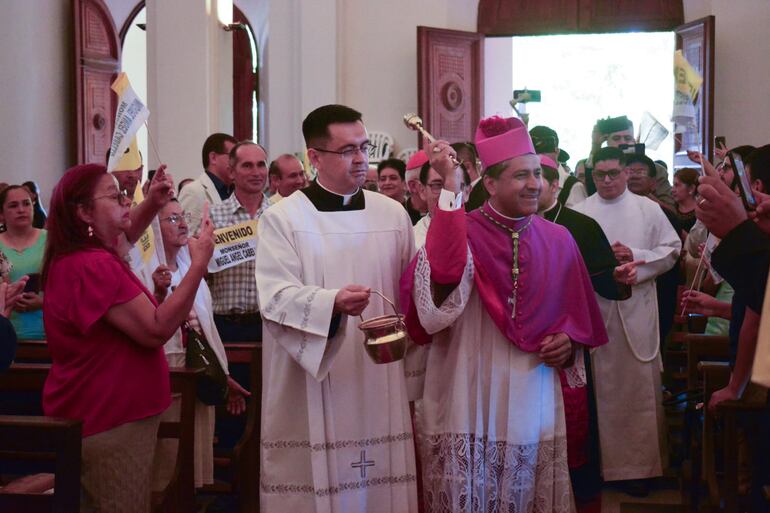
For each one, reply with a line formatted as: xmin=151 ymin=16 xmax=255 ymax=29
xmin=358 ymin=290 xmax=408 ymax=364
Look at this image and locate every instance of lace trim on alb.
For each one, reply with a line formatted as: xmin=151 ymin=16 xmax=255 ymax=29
xmin=563 ymin=346 xmax=586 ymax=388
xmin=413 ymin=245 xmax=475 ymax=334
xmin=419 ymin=432 xmax=573 ymax=513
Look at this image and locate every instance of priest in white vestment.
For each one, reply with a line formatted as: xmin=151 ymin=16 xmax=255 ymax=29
xmin=573 ymin=147 xmax=681 ymax=491
xmin=255 ymin=105 xmax=418 ymax=513
xmin=401 ymin=117 xmax=612 ymax=513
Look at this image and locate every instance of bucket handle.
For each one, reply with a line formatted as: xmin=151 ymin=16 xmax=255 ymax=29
xmin=358 ymin=290 xmax=401 ymax=323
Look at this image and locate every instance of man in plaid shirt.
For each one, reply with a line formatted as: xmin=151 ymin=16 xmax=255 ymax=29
xmin=208 ymin=141 xmax=270 ymax=342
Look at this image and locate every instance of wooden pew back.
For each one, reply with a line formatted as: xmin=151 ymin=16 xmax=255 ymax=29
xmin=0 ymin=364 xmax=82 ymax=513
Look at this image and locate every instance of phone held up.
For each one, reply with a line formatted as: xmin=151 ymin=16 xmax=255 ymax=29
xmin=23 ymin=273 xmax=41 ymax=294
xmin=727 ymin=151 xmax=757 ymax=211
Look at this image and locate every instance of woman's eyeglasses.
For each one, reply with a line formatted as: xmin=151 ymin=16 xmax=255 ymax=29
xmin=93 ymin=190 xmax=130 ymax=204
xmin=160 ymin=213 xmax=192 ymax=225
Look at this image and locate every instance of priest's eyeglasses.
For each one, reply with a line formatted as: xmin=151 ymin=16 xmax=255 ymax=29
xmin=160 ymin=213 xmax=193 ymax=225
xmin=312 ymin=143 xmax=375 ymax=159
xmin=593 ymin=169 xmax=623 ymax=181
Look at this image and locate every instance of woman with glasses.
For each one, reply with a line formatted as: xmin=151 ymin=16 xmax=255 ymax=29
xmin=146 ymin=199 xmax=249 ymax=490
xmin=0 ymin=185 xmax=47 ymax=339
xmin=41 ymin=164 xmax=215 ymax=513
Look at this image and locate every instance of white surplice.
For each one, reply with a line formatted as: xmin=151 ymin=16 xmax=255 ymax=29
xmin=255 ymin=190 xmax=418 ymax=513
xmin=573 ymin=189 xmax=681 ymax=481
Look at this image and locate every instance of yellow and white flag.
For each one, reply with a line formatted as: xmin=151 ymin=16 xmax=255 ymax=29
xmin=114 ymin=136 xmax=142 ymax=173
xmin=128 ymin=185 xmax=166 ymax=266
xmin=107 ymin=72 xmax=150 ymax=173
xmin=672 ymin=50 xmax=703 ymax=132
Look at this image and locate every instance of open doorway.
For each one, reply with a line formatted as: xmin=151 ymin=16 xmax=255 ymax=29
xmin=510 ymin=32 xmax=675 ymax=175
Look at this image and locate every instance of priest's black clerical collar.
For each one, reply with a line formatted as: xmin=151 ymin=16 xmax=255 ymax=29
xmin=542 ymin=201 xmax=563 ymax=223
xmin=301 ymin=179 xmax=365 ymax=211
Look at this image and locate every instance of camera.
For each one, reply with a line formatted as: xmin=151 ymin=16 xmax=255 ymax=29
xmin=597 ymin=115 xmax=632 ymax=135
xmin=512 ymin=89 xmax=541 ymax=103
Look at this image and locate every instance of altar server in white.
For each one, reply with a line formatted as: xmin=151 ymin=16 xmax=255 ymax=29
xmin=573 ymin=146 xmax=681 ymax=494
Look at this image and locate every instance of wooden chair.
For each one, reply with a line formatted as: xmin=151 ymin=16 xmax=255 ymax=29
xmin=367 ymin=131 xmax=394 ymax=163
xmin=202 ymin=342 xmax=262 ymax=513
xmin=152 ymin=367 xmax=202 ymax=513
xmin=0 ymin=415 xmax=82 ymax=513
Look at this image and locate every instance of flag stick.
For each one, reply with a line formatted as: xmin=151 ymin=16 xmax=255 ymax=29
xmin=144 ymin=121 xmax=163 ymax=165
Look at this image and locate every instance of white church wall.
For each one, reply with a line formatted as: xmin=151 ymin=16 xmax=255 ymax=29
xmin=684 ymin=0 xmax=770 ymax=150
xmin=265 ymin=0 xmax=479 ymax=157
xmin=0 ymin=1 xmax=73 ymax=210
xmin=484 ymin=37 xmax=514 ymax=119
xmin=337 ymin=0 xmax=478 ymax=155
xmin=2 ymin=0 xmax=769 ymax=212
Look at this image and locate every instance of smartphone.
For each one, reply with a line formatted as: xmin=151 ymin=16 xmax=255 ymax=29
xmin=715 ymin=136 xmax=726 ymax=150
xmin=728 ymin=151 xmax=757 ymax=210
xmin=618 ymin=143 xmax=646 ymax=155
xmin=24 ymin=273 xmax=41 ymax=294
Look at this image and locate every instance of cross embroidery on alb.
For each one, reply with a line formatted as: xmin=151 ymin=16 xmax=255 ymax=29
xmin=351 ymin=450 xmax=375 ymax=478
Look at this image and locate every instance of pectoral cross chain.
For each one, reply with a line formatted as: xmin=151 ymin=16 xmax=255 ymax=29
xmin=479 ymin=207 xmax=532 ymax=320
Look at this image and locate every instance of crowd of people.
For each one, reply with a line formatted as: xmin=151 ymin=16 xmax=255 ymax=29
xmin=1 ymin=104 xmax=769 ymax=513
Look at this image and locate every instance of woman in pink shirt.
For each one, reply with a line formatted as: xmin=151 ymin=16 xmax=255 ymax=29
xmin=41 ymin=163 xmax=215 ymax=513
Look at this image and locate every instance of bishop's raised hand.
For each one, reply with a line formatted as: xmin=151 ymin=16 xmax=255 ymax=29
xmin=425 ymin=136 xmax=463 ymax=195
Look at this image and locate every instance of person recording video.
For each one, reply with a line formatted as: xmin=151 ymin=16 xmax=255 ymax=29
xmin=576 ymin=115 xmax=674 ymax=208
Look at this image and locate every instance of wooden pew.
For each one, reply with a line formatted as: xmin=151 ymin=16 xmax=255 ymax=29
xmin=13 ymin=340 xmax=50 ymax=363
xmin=685 ymin=334 xmax=729 ymax=393
xmin=0 ymin=364 xmax=80 ymax=513
xmin=0 ymin=415 xmax=82 ymax=513
xmin=203 ymin=342 xmax=261 ymax=513
xmin=152 ymin=367 xmax=202 ymax=513
xmin=0 ymin=363 xmax=201 ymax=513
